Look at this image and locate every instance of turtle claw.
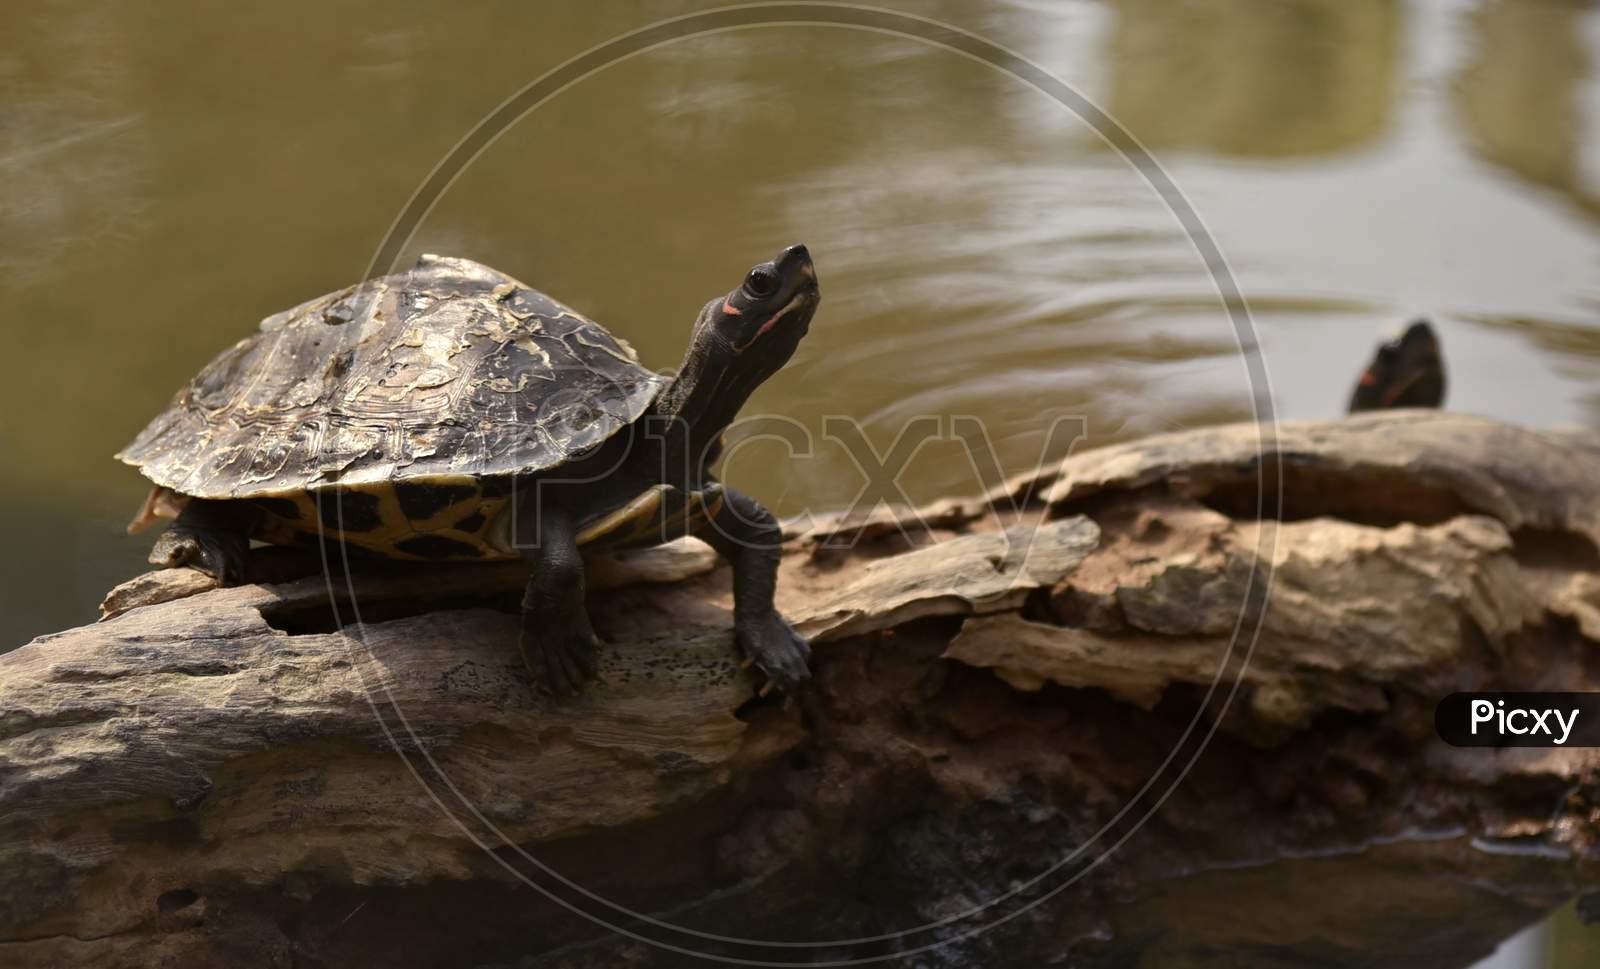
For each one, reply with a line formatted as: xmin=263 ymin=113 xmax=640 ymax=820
xmin=521 ymin=615 xmax=600 ymax=696
xmin=738 ymin=614 xmax=811 ymax=693
xmin=149 ymin=526 xmax=248 ymax=586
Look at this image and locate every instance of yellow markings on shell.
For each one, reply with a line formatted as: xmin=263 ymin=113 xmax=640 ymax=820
xmin=354 ymin=483 xmax=419 ymax=550
xmin=701 ymin=487 xmax=726 ymax=525
xmin=248 ymin=477 xmax=722 ymax=560
xmin=403 ymin=478 xmax=488 ymax=532
xmin=250 ymin=474 xmax=514 ymax=562
xmin=576 ymin=486 xmax=666 ymax=547
xmin=574 ymin=483 xmax=724 ymax=552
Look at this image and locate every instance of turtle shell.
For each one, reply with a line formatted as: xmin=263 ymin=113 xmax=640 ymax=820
xmin=118 ymin=254 xmax=670 ymax=499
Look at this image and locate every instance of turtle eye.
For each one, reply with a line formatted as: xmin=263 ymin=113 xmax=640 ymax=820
xmin=743 ymin=267 xmax=779 ymax=299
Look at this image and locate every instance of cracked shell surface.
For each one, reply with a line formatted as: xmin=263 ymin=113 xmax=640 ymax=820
xmin=117 ymin=254 xmax=668 ymax=498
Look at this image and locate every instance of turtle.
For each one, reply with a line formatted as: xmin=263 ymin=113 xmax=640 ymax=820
xmin=118 ymin=244 xmax=822 ymax=694
xmin=1348 ymin=318 xmax=1446 ymax=412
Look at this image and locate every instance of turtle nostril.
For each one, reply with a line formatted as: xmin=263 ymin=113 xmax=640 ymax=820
xmin=779 ymin=245 xmax=816 ymax=287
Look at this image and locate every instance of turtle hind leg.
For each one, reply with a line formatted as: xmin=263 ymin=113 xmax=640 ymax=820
xmin=148 ymin=499 xmax=258 ymax=586
xmin=516 ymin=495 xmax=600 ymax=695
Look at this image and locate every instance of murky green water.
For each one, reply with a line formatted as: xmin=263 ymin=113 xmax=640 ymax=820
xmin=2 ymin=1 xmax=1597 ymax=962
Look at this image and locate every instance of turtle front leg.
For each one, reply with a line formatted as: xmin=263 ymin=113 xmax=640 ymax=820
xmin=148 ymin=499 xmax=257 ymax=585
xmin=516 ymin=496 xmax=599 ymax=695
xmin=695 ymin=486 xmax=811 ymax=691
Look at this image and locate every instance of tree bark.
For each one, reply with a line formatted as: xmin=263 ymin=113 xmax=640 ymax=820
xmin=3 ymin=411 xmax=1598 ymax=968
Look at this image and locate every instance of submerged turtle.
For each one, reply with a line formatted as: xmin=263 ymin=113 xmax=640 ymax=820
xmin=119 ymin=245 xmax=821 ymax=693
xmin=1348 ymin=318 xmax=1446 ymax=412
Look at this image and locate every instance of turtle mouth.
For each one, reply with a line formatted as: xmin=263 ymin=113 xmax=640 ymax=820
xmin=732 ymin=286 xmax=815 ymax=354
xmin=787 ymin=263 xmax=821 ymax=311
xmin=774 ymin=244 xmax=818 ymax=305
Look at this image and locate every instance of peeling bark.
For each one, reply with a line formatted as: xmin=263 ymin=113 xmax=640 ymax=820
xmin=3 ymin=412 xmax=1599 ymax=968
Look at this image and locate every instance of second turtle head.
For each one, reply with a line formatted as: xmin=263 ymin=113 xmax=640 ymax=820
xmin=1349 ymin=318 xmax=1446 ymax=413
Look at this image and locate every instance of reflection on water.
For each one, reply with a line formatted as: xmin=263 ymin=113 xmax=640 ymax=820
xmin=1106 ymin=0 xmax=1400 ymax=155
xmin=0 ymin=2 xmax=1596 ymax=961
xmin=1456 ymin=0 xmax=1600 ymax=220
xmin=0 ymin=6 xmax=152 ymax=284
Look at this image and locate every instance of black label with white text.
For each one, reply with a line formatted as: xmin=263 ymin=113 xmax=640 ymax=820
xmin=1436 ymin=693 xmax=1600 ymax=747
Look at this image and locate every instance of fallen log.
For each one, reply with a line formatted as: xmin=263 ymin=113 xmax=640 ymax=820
xmin=3 ymin=411 xmax=1598 ymax=968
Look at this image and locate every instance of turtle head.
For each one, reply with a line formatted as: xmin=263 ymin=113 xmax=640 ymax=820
xmin=1348 ymin=318 xmax=1446 ymax=412
xmin=660 ymin=245 xmax=820 ymax=444
xmin=699 ymin=243 xmax=820 ymax=367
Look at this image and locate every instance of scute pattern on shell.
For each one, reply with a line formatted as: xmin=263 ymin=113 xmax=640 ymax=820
xmin=118 ymin=255 xmax=668 ymax=498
